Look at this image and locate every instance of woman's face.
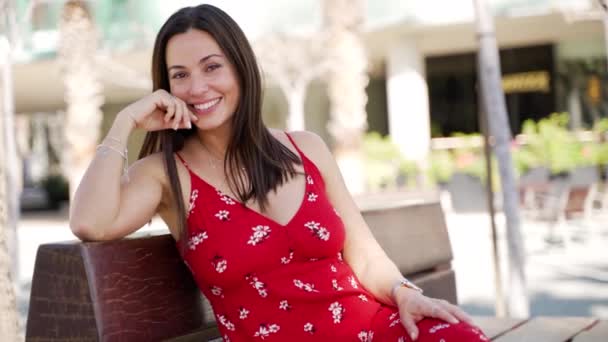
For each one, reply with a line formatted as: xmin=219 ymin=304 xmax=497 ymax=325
xmin=166 ymin=29 xmax=240 ymax=133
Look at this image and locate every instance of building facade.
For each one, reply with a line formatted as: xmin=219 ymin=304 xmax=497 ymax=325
xmin=6 ymin=0 xmax=607 ymax=192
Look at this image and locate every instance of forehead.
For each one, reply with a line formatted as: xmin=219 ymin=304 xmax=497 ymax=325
xmin=166 ymin=29 xmax=223 ymax=65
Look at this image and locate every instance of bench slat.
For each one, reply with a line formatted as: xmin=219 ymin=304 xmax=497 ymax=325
xmin=472 ymin=317 xmax=527 ymax=340
xmin=573 ymin=321 xmax=608 ymax=342
xmin=494 ymin=317 xmax=598 ymax=342
xmin=364 ymin=202 xmax=453 ymax=275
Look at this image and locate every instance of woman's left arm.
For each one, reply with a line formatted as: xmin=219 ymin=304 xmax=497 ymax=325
xmin=293 ymin=131 xmax=473 ymax=340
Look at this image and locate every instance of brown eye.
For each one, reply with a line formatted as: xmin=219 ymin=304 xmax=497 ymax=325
xmin=171 ymin=72 xmax=187 ymax=79
xmin=206 ymin=64 xmax=221 ymax=72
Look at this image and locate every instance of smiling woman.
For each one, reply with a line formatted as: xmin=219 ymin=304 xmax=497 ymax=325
xmin=68 ymin=4 xmax=487 ymax=342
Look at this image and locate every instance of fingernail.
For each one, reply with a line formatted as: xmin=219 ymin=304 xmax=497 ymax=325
xmin=410 ymin=332 xmax=417 ymax=340
xmin=451 ymin=318 xmax=459 ymax=324
xmin=173 ymin=123 xmax=178 ymax=130
xmin=187 ymin=122 xmax=192 ymax=129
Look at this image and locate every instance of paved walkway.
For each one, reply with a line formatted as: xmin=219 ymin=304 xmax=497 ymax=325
xmin=13 ymin=206 xmax=608 ymax=333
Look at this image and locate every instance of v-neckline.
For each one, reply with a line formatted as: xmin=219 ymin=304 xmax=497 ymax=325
xmin=184 ymin=158 xmax=309 ymax=228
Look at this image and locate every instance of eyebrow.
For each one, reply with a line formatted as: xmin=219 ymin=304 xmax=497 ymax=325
xmin=168 ymin=54 xmax=223 ymax=72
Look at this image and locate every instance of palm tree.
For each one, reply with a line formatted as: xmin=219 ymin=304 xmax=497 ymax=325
xmin=0 ymin=118 xmax=20 ymax=339
xmin=255 ymin=33 xmax=332 ymax=131
xmin=58 ymin=0 xmax=104 ymax=196
xmin=473 ymin=0 xmax=529 ymax=318
xmin=0 ymin=0 xmax=22 ymax=338
xmin=322 ymin=0 xmax=369 ymax=194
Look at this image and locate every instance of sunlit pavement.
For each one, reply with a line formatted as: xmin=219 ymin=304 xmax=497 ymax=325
xmin=14 ymin=206 xmax=608 ymax=332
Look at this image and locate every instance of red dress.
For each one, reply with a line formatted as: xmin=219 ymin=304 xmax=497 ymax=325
xmin=176 ymin=133 xmax=487 ymax=341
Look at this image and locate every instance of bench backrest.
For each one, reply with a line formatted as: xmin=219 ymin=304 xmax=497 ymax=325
xmin=26 ymin=200 xmax=455 ymax=341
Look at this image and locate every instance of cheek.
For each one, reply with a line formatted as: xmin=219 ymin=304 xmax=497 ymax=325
xmin=169 ymin=81 xmax=189 ymax=95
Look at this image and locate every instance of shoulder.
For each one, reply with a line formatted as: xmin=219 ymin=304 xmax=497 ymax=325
xmin=128 ymin=152 xmax=168 ymax=184
xmin=285 ymin=130 xmax=328 ymax=151
xmin=284 ymin=130 xmax=335 ymax=174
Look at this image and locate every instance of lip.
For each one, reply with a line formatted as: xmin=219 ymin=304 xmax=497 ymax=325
xmin=190 ymin=97 xmax=222 ymax=116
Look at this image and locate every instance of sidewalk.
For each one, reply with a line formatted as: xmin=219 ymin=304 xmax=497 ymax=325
xmin=14 ymin=207 xmax=608 ymax=332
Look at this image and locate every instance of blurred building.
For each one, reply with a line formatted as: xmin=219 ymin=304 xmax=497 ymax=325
xmin=7 ymin=0 xmax=607 ymax=199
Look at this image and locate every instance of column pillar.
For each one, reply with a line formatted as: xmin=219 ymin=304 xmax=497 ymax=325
xmin=386 ymin=39 xmax=431 ymax=166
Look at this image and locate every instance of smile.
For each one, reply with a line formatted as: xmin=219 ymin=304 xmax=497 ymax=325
xmin=191 ymin=98 xmax=221 ymax=114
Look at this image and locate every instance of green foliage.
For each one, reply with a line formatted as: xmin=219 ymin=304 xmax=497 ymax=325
xmin=516 ymin=113 xmax=585 ymax=175
xmin=427 ymin=150 xmax=454 ymax=184
xmin=362 ymin=132 xmax=419 ymax=191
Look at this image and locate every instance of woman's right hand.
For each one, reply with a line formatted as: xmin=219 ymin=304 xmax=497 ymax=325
xmin=120 ymin=89 xmax=198 ymax=132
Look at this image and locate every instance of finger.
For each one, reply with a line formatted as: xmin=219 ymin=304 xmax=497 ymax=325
xmin=400 ymin=313 xmax=419 ymax=341
xmin=188 ymin=103 xmax=198 ymax=122
xmin=172 ymin=98 xmax=183 ymax=130
xmin=164 ymin=99 xmax=176 ymax=123
xmin=180 ymin=101 xmax=192 ymax=128
xmin=187 ymin=103 xmax=198 ymax=122
xmin=443 ymin=302 xmax=474 ymax=325
xmin=431 ymin=304 xmax=459 ymax=324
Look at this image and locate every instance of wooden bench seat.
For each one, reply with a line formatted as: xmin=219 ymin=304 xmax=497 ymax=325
xmin=25 ymin=200 xmax=606 ymax=341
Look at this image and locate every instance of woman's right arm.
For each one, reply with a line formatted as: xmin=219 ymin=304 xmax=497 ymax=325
xmin=69 ymin=90 xmax=196 ymax=241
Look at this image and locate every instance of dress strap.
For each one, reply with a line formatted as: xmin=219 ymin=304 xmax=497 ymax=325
xmin=284 ymin=132 xmax=305 ymax=160
xmin=175 ymin=152 xmax=191 ymax=170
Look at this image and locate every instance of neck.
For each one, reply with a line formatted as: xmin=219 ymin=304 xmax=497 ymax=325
xmin=196 ymin=129 xmax=230 ymax=159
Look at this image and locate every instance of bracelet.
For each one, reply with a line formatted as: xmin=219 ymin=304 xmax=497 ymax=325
xmin=391 ymin=276 xmax=423 ymax=299
xmin=96 ymin=144 xmax=130 ymax=182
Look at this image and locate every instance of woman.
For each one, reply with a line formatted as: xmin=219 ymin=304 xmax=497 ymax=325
xmin=70 ymin=4 xmax=487 ymax=342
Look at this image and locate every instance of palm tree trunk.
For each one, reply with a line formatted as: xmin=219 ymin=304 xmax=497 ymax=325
xmin=0 ymin=37 xmax=20 ymax=341
xmin=0 ymin=0 xmax=22 ymax=336
xmin=322 ymin=0 xmax=368 ymax=195
xmin=58 ymin=0 xmax=104 ymax=196
xmin=473 ymin=0 xmax=529 ymax=318
xmin=286 ymin=85 xmax=306 ymax=131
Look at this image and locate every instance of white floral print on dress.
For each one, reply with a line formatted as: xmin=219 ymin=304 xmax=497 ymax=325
xmin=224 ymin=335 xmax=231 ymax=342
xmin=210 ymin=286 xmax=224 ymax=298
xmin=330 ymin=264 xmax=337 ymax=273
xmin=281 ymin=249 xmax=294 ymax=264
xmin=358 ymin=294 xmax=368 ymax=302
xmin=239 ymin=307 xmax=249 ymax=320
xmin=429 ymin=323 xmax=451 ymax=334
xmin=303 ymin=322 xmax=315 ymax=334
xmin=304 ymin=221 xmax=330 ymax=241
xmin=332 ymin=279 xmax=343 ymax=291
xmin=215 ymin=210 xmax=230 ymax=221
xmin=187 ymin=231 xmax=208 ymax=251
xmin=188 ymin=189 xmax=199 ymax=216
xmin=217 ymin=314 xmax=235 ymax=331
xmin=307 ymin=175 xmax=314 ymax=185
xmin=357 ymin=330 xmax=374 ymax=342
xmin=217 ymin=190 xmax=236 ymax=205
xmin=328 ymin=302 xmax=345 ymax=324
xmin=247 ymin=225 xmax=271 ymax=246
xmin=307 ymin=193 xmax=318 ymax=202
xmin=279 ymin=300 xmax=292 ymax=311
xmin=254 ymin=323 xmax=280 ymax=339
xmin=293 ymin=279 xmax=319 ymax=293
xmin=211 ymin=256 xmax=227 ymax=273
xmin=397 ymin=337 xmax=405 ymax=342
xmin=349 ymin=276 xmax=359 ymax=289
xmin=246 ymin=274 xmax=268 ymax=298
xmin=388 ymin=312 xmax=401 ymax=328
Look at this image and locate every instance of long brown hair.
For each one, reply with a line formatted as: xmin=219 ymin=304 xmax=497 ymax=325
xmin=139 ymin=4 xmax=301 ymax=253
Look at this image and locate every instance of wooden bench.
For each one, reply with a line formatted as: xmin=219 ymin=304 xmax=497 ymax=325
xmin=25 ymin=200 xmax=605 ymax=341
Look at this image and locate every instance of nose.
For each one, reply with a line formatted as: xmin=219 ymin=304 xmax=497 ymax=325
xmin=188 ymin=73 xmax=209 ymax=97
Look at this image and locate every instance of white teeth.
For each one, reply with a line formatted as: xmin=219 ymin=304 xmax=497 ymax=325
xmin=194 ymin=98 xmax=220 ymax=110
